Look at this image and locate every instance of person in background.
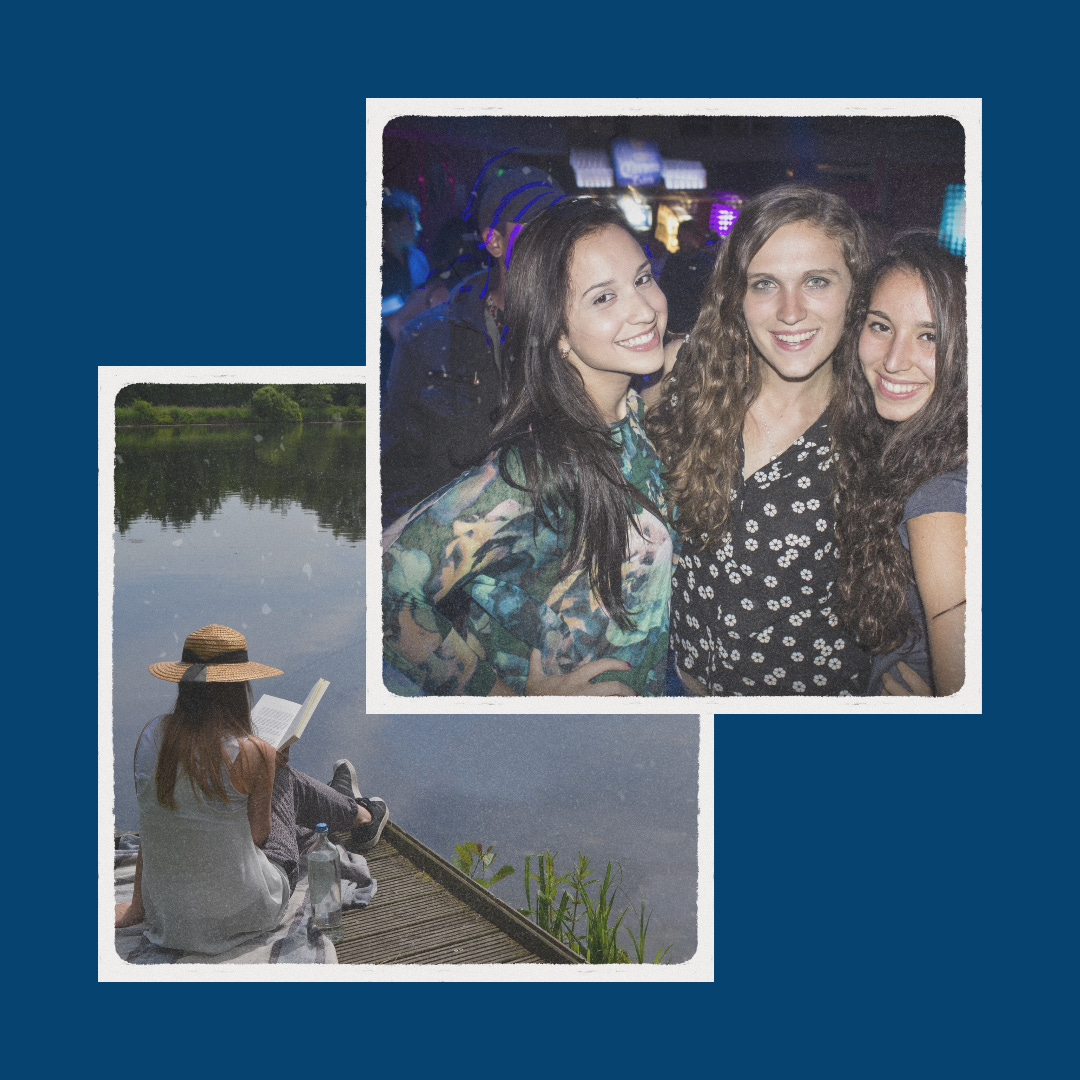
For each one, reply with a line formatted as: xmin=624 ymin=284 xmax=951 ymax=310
xmin=659 ymin=216 xmax=720 ymax=337
xmin=647 ymin=185 xmax=873 ymax=696
xmin=424 ymin=214 xmax=489 ymax=294
xmin=380 ymin=162 xmax=565 ymax=526
xmin=832 ymin=230 xmax=967 ymax=696
xmin=381 ymin=188 xmax=434 ymax=393
xmin=383 ymin=198 xmax=681 ymax=697
xmin=114 ymin=625 xmax=389 ymax=953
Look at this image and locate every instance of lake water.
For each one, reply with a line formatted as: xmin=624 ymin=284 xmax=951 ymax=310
xmin=111 ymin=421 xmax=700 ymax=963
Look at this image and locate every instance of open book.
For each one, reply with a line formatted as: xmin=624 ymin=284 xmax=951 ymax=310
xmin=251 ymin=679 xmax=329 ymax=750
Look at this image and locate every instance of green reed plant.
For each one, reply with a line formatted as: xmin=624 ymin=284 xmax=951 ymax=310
xmin=451 ymin=842 xmax=515 ymax=889
xmin=521 ymin=851 xmax=575 ymax=943
xmin=626 ymin=899 xmax=673 ymax=965
xmin=518 ymin=849 xmax=672 ymax=964
xmin=573 ymin=857 xmax=629 ymax=964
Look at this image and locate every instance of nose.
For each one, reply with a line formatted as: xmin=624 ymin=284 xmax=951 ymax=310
xmin=883 ymin=336 xmax=915 ymax=374
xmin=631 ymin=281 xmax=664 ymax=323
xmin=776 ymin=286 xmax=806 ymax=325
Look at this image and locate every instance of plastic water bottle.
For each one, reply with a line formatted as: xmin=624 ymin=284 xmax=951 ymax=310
xmin=307 ymin=823 xmax=343 ymax=942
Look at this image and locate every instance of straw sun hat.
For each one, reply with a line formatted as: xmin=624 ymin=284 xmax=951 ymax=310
xmin=148 ymin=624 xmax=283 ymax=683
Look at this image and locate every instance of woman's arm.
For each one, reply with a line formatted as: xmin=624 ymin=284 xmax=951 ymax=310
xmin=384 ymin=459 xmax=641 ymax=697
xmin=234 ymin=737 xmax=277 ymax=846
xmin=908 ymin=511 xmax=966 ymax=696
xmin=114 ymin=847 xmax=146 ymax=927
xmin=383 ymin=459 xmax=530 ymax=696
xmin=383 ymin=281 xmax=449 ymax=343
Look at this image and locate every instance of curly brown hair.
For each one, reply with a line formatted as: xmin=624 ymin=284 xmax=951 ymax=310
xmin=646 ymin=185 xmax=870 ymax=546
xmin=832 ymin=230 xmax=968 ymax=653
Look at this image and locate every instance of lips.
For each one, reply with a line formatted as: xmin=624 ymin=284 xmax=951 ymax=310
xmin=616 ymin=327 xmax=660 ymax=351
xmin=770 ymin=329 xmax=818 ymax=350
xmin=876 ymin=373 xmax=928 ymax=400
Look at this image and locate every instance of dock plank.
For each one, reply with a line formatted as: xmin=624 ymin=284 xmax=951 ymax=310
xmin=334 ymin=823 xmax=582 ymax=965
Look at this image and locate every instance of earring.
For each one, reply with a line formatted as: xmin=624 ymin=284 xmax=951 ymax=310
xmin=745 ymin=338 xmax=751 ymax=380
xmin=559 ymin=346 xmax=570 ymax=361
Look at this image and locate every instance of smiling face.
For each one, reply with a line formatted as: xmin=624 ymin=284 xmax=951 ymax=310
xmin=859 ymin=268 xmax=938 ymax=421
xmin=558 ymin=224 xmax=668 ymax=419
xmin=742 ymin=220 xmax=853 ymax=384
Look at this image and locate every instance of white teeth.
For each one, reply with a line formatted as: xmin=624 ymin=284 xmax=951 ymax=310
xmin=617 ymin=329 xmax=656 ymax=348
xmin=773 ymin=330 xmax=817 ymax=343
xmin=881 ymin=377 xmax=923 ymax=395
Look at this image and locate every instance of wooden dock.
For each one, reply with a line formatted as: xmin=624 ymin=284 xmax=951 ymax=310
xmin=335 ymin=823 xmax=583 ymax=964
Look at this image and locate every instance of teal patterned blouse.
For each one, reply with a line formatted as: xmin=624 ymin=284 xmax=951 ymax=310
xmin=382 ymin=391 xmax=678 ymax=696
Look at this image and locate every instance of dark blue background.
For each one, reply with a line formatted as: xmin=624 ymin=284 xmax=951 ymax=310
xmin=13 ymin=4 xmax=1063 ymax=1076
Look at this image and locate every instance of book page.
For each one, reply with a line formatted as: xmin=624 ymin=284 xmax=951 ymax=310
xmin=251 ymin=694 xmax=301 ymax=749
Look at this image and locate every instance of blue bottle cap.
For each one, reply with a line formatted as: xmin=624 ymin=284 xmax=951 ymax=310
xmin=315 ymin=823 xmax=328 ymax=832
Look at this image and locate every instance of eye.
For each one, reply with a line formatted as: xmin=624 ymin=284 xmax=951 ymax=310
xmin=918 ymin=330 xmax=937 ymax=343
xmin=592 ymin=291 xmax=615 ymax=306
xmin=635 ymin=272 xmax=655 ymax=287
xmin=805 ymin=276 xmax=831 ymax=288
xmin=750 ymin=279 xmax=776 ymax=291
xmin=866 ymin=320 xmax=892 ymax=334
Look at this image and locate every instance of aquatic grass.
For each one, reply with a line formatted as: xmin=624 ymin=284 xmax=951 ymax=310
xmin=626 ymin=900 xmax=673 ymax=965
xmin=572 ymin=857 xmax=630 ymax=964
xmin=523 ymin=851 xmax=576 ymax=944
xmin=452 ymin=842 xmax=515 ymax=889
xmin=515 ymin=847 xmax=672 ymax=964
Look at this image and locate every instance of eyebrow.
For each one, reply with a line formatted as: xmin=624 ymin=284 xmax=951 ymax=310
xmin=747 ymin=267 xmax=843 ymax=279
xmin=581 ymin=260 xmax=652 ymax=297
xmin=867 ymin=308 xmax=938 ymax=328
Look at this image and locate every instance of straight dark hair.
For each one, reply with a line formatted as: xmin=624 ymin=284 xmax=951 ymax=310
xmin=488 ymin=197 xmax=647 ymax=630
xmin=832 ymin=229 xmax=968 ymax=651
xmin=155 ymin=681 xmax=255 ymax=808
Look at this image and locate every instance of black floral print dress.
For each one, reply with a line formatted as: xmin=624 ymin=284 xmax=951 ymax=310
xmin=670 ymin=413 xmax=870 ymax=696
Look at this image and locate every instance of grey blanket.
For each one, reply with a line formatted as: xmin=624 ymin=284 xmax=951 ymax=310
xmin=113 ymin=833 xmax=375 ymax=965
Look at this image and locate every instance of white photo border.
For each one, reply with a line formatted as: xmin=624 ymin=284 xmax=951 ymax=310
xmin=367 ymin=97 xmax=982 ymax=716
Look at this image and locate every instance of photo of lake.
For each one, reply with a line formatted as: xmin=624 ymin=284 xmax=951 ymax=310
xmin=110 ymin=407 xmax=701 ymax=965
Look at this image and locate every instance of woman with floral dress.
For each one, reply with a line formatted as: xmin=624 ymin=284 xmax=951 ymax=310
xmin=647 ymin=185 xmax=873 ymax=696
xmin=383 ymin=198 xmax=682 ymax=697
xmin=832 ymin=230 xmax=967 ymax=696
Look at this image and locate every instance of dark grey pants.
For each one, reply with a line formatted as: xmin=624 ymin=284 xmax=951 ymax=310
xmin=261 ymin=765 xmax=357 ymax=891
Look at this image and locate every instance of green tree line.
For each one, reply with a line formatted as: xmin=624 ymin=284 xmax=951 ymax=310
xmin=115 ymin=383 xmax=366 ymax=409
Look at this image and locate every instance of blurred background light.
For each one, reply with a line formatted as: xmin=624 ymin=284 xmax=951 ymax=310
xmin=938 ymin=183 xmax=966 ymax=256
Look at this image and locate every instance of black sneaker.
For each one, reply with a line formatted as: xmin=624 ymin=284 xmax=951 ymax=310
xmin=347 ymin=796 xmax=389 ymax=853
xmin=329 ymin=759 xmax=361 ymax=801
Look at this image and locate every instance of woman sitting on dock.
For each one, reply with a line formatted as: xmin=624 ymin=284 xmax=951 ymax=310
xmin=383 ymin=197 xmax=681 ymax=696
xmin=114 ymin=624 xmax=389 ymax=955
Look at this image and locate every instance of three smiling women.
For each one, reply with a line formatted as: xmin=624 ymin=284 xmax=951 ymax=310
xmin=382 ymin=188 xmax=967 ymax=699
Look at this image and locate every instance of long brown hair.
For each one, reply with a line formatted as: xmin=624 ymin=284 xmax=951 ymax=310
xmin=647 ymin=185 xmax=870 ymax=546
xmin=154 ymin=681 xmax=255 ymax=808
xmin=832 ymin=230 xmax=967 ymax=652
xmin=489 ymin=197 xmax=651 ymax=630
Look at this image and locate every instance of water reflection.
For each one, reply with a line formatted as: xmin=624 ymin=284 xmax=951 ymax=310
xmin=114 ymin=422 xmax=366 ymax=542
